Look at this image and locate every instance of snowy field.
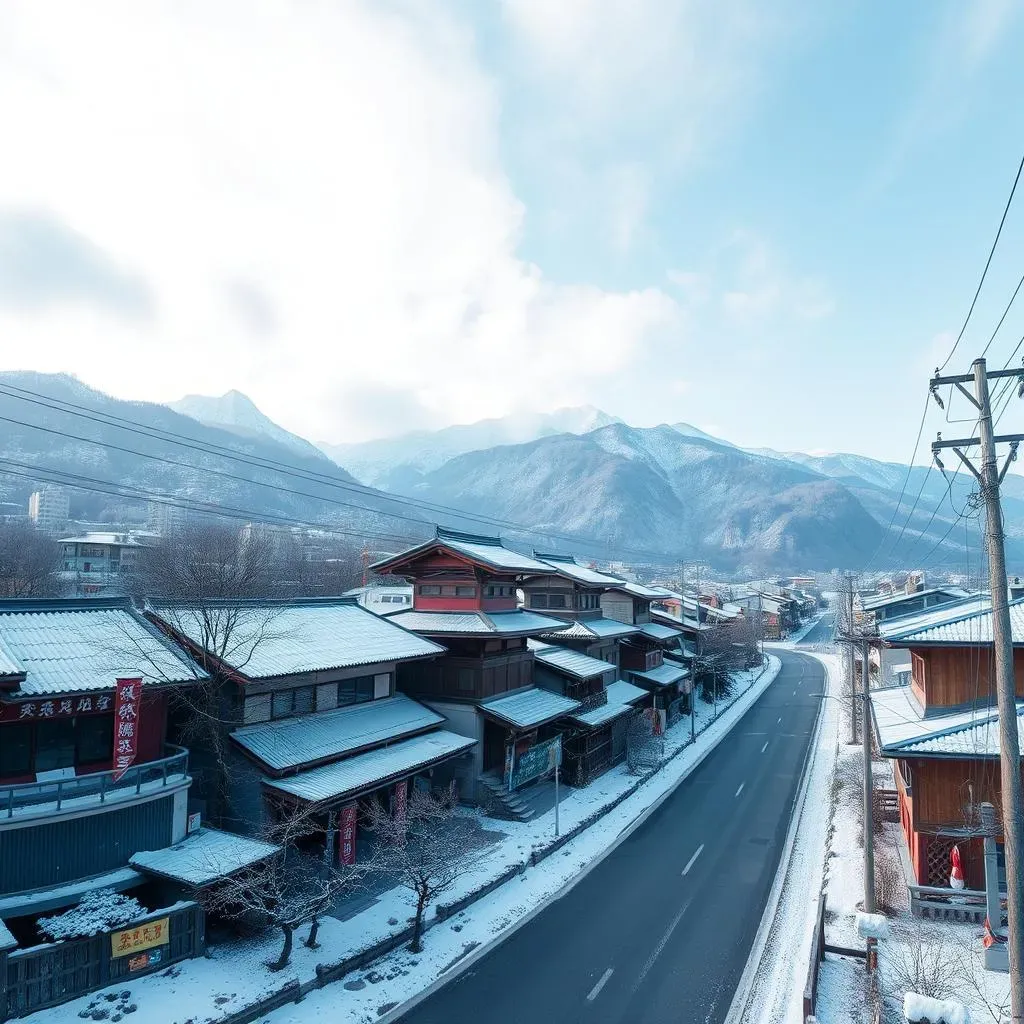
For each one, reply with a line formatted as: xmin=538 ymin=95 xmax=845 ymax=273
xmin=30 ymin=657 xmax=781 ymax=1024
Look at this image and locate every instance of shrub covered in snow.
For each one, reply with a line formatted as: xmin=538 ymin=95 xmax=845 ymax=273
xmin=38 ymin=890 xmax=145 ymax=942
xmin=903 ymin=991 xmax=970 ymax=1024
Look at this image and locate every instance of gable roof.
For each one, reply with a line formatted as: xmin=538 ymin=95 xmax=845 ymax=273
xmin=536 ymin=617 xmax=640 ymax=641
xmin=878 ymin=594 xmax=991 ymax=641
xmin=148 ymin=598 xmax=444 ymax=680
xmin=861 ymin=586 xmax=970 ymax=613
xmin=528 ymin=641 xmax=616 ymax=680
xmin=371 ymin=528 xmax=552 ymax=576
xmin=882 ymin=596 xmax=1024 ymax=647
xmin=532 ymin=553 xmax=624 ymax=587
xmin=0 ymin=598 xmax=203 ymax=697
xmin=480 ymin=687 xmax=582 ymax=729
xmin=384 ymin=608 xmax=569 ymax=638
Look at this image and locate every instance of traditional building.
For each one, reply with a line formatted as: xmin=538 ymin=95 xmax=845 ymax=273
xmin=872 ymin=598 xmax=1024 ymax=896
xmin=147 ymin=597 xmax=466 ymax=864
xmin=0 ymin=598 xmax=274 ymax=993
xmin=857 ymin=585 xmax=970 ymax=629
xmin=57 ymin=531 xmax=158 ymax=597
xmin=370 ymin=530 xmax=578 ymax=813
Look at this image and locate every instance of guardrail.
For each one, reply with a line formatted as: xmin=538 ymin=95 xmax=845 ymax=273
xmin=1 ymin=745 xmax=189 ymax=819
xmin=908 ymin=883 xmax=1005 ymax=924
xmin=802 ymin=896 xmax=827 ymax=1021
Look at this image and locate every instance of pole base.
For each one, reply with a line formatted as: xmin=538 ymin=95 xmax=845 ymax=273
xmin=984 ymin=943 xmax=1009 ymax=973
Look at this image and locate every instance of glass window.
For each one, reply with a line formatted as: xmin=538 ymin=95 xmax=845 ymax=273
xmin=373 ymin=674 xmax=391 ymax=699
xmin=548 ymin=594 xmax=567 ymax=609
xmin=419 ymin=585 xmax=441 ymax=596
xmin=35 ymin=718 xmax=76 ymax=772
xmin=271 ymin=690 xmax=294 ymax=719
xmin=455 ymin=586 xmax=476 ymax=597
xmin=337 ymin=680 xmax=356 ymax=707
xmin=292 ymin=686 xmax=314 ymax=716
xmin=76 ymin=715 xmax=114 ymax=764
xmin=457 ymin=668 xmax=475 ymax=692
xmin=355 ymin=677 xmax=374 ymax=703
xmin=0 ymin=723 xmax=32 ymax=777
xmin=441 ymin=585 xmax=457 ymax=597
xmin=531 ymin=593 xmax=548 ymax=609
xmin=244 ymin=692 xmax=272 ymax=724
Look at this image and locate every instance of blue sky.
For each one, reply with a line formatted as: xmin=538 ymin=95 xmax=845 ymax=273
xmin=1 ymin=1 xmax=1023 ymax=461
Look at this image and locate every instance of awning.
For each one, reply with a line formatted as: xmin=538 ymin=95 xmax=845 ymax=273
xmin=480 ymin=687 xmax=581 ymax=730
xmin=605 ymin=680 xmax=649 ymax=705
xmin=263 ymin=730 xmax=476 ymax=805
xmin=637 ymin=622 xmax=684 ymax=642
xmin=569 ymin=701 xmax=636 ymax=728
xmin=131 ymin=828 xmax=281 ymax=887
xmin=0 ymin=866 xmax=144 ymax=919
xmin=630 ymin=663 xmax=689 ymax=687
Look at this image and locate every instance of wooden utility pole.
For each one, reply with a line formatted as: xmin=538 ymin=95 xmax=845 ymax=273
xmin=861 ymin=636 xmax=875 ymax=916
xmin=931 ymin=356 xmax=1024 ymax=1020
xmin=847 ymin=575 xmax=857 ymax=744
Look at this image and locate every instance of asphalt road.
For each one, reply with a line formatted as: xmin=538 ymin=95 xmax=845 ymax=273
xmin=797 ymin=612 xmax=836 ymax=646
xmin=399 ymin=649 xmax=825 ymax=1024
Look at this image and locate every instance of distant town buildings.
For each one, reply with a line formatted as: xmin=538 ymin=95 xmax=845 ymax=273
xmin=27 ymin=487 xmax=69 ymax=534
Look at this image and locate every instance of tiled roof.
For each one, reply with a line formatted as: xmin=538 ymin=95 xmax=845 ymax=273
xmin=570 ymin=701 xmax=635 ymax=728
xmin=861 ymin=586 xmax=970 ymax=612
xmin=0 ymin=635 xmax=23 ymax=680
xmin=533 ymin=554 xmax=623 ymax=587
xmin=372 ymin=529 xmax=552 ymax=575
xmin=538 ymin=617 xmax=640 ymax=641
xmin=480 ymin=687 xmax=582 ymax=729
xmin=264 ymin=730 xmax=476 ymax=803
xmin=605 ymin=679 xmax=649 ymax=704
xmin=878 ymin=595 xmax=990 ymax=639
xmin=870 ymin=683 xmax=1008 ymax=757
xmin=608 ymin=581 xmax=671 ymax=599
xmin=131 ymin=828 xmax=280 ymax=887
xmin=882 ymin=597 xmax=1024 ymax=646
xmin=149 ymin=599 xmax=445 ymax=679
xmin=231 ymin=694 xmax=443 ymax=771
xmin=386 ymin=609 xmax=569 ymax=637
xmin=636 ymin=622 xmax=683 ymax=642
xmin=528 ymin=641 xmax=616 ymax=680
xmin=630 ymin=662 xmax=689 ymax=687
xmin=0 ymin=600 xmax=204 ymax=697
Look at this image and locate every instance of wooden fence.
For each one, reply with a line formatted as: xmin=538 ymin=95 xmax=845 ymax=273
xmin=1 ymin=902 xmax=204 ymax=1021
xmin=802 ymin=896 xmax=827 ymax=1022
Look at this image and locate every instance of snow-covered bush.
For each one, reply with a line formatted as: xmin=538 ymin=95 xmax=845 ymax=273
xmin=903 ymin=991 xmax=970 ymax=1024
xmin=38 ymin=890 xmax=145 ymax=941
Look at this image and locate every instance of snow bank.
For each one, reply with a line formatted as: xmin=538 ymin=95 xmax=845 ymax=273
xmin=903 ymin=992 xmax=970 ymax=1024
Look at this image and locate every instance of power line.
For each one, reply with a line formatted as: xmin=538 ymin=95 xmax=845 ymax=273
xmin=939 ymin=147 xmax=1024 ymax=371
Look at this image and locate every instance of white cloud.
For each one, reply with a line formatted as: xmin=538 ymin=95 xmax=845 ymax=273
xmin=0 ymin=1 xmax=681 ymax=442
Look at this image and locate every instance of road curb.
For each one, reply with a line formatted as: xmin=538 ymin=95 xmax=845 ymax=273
xmin=377 ymin=656 xmax=784 ymax=1023
xmin=722 ymin=649 xmax=835 ymax=1024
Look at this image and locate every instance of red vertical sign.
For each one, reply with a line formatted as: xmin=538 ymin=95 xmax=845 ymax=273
xmin=339 ymin=803 xmax=358 ymax=866
xmin=112 ymin=677 xmax=143 ymax=782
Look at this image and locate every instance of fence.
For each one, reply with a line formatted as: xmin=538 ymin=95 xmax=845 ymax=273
xmin=1 ymin=902 xmax=204 ymax=1021
xmin=802 ymin=896 xmax=827 ymax=1022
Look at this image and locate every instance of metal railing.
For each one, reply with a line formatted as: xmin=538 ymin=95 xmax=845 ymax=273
xmin=2 ymin=745 xmax=189 ymax=820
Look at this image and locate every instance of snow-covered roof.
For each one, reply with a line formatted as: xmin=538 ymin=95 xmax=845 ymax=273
xmin=607 ymin=581 xmax=671 ymax=600
xmin=878 ymin=594 xmax=991 ymax=639
xmin=231 ymin=694 xmax=443 ymax=771
xmin=0 ymin=919 xmax=16 ymax=953
xmin=870 ymin=683 xmax=1013 ymax=758
xmin=148 ymin=598 xmax=445 ymax=679
xmin=533 ymin=553 xmax=623 ymax=587
xmin=263 ymin=730 xmax=476 ymax=803
xmin=636 ymin=622 xmax=683 ymax=642
xmin=630 ymin=662 xmax=689 ymax=687
xmin=372 ymin=529 xmax=553 ymax=576
xmin=570 ymin=700 xmax=635 ymax=728
xmin=528 ymin=641 xmax=616 ymax=680
xmin=605 ymin=679 xmax=649 ymax=705
xmin=130 ymin=828 xmax=280 ymax=887
xmin=537 ymin=617 xmax=640 ymax=642
xmin=0 ymin=599 xmax=204 ymax=696
xmin=385 ymin=609 xmax=569 ymax=637
xmin=882 ymin=596 xmax=1024 ymax=647
xmin=480 ymin=687 xmax=581 ymax=729
xmin=58 ymin=532 xmax=154 ymax=547
xmin=861 ymin=586 xmax=969 ymax=612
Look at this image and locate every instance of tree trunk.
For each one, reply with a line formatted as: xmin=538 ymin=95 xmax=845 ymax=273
xmin=305 ymin=916 xmax=320 ymax=949
xmin=410 ymin=893 xmax=427 ymax=953
xmin=271 ymin=923 xmax=294 ymax=971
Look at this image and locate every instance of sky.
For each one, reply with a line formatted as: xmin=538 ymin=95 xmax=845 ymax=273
xmin=1 ymin=1 xmax=1024 ymax=460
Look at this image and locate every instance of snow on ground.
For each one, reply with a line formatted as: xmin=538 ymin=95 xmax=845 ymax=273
xmin=31 ymin=658 xmax=781 ymax=1024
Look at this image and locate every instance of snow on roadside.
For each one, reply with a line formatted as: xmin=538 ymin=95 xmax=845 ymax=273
xmin=27 ymin=658 xmax=781 ymax=1024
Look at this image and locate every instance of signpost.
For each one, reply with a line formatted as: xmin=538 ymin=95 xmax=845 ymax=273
xmin=506 ymin=736 xmax=561 ymax=791
xmin=111 ymin=916 xmax=169 ymax=958
xmin=112 ymin=678 xmax=142 ymax=782
xmin=548 ymin=738 xmax=562 ymax=838
xmin=339 ymin=803 xmax=358 ymax=866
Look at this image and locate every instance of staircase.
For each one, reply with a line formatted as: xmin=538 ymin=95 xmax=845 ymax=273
xmin=478 ymin=772 xmax=536 ymax=822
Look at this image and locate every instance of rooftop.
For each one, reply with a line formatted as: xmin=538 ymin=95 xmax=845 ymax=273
xmin=0 ymin=598 xmax=203 ymax=697
xmin=629 ymin=662 xmax=689 ymax=687
xmin=130 ymin=828 xmax=280 ymax=887
xmin=635 ymin=621 xmax=684 ymax=643
xmin=385 ymin=608 xmax=569 ymax=637
xmin=532 ymin=553 xmax=624 ymax=587
xmin=527 ymin=641 xmax=616 ymax=680
xmin=860 ymin=586 xmax=970 ymax=613
xmin=264 ymin=729 xmax=476 ymax=804
xmin=878 ymin=594 xmax=992 ymax=640
xmin=148 ymin=598 xmax=445 ymax=679
xmin=58 ymin=531 xmax=157 ymax=547
xmin=881 ymin=596 xmax=1024 ymax=647
xmin=569 ymin=679 xmax=648 ymax=728
xmin=480 ymin=686 xmax=582 ymax=729
xmin=231 ymin=694 xmax=444 ymax=772
xmin=607 ymin=581 xmax=673 ymax=600
xmin=372 ymin=528 xmax=554 ymax=576
xmin=537 ymin=617 xmax=640 ymax=642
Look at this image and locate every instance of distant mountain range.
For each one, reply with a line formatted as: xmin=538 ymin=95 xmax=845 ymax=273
xmin=0 ymin=373 xmax=1015 ymax=572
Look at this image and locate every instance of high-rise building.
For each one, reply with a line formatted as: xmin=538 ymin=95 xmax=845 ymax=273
xmin=27 ymin=487 xmax=70 ymax=534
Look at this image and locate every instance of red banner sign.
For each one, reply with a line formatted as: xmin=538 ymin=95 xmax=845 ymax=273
xmin=339 ymin=803 xmax=358 ymax=866
xmin=112 ymin=678 xmax=143 ymax=782
xmin=0 ymin=693 xmax=113 ymax=722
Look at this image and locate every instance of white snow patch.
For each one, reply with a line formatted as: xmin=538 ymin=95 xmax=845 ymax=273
xmin=904 ymin=992 xmax=970 ymax=1024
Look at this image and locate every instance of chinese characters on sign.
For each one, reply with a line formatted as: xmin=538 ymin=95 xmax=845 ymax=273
xmin=0 ymin=693 xmax=112 ymax=722
xmin=339 ymin=802 xmax=358 ymax=866
xmin=112 ymin=677 xmax=143 ymax=782
xmin=111 ymin=917 xmax=169 ymax=958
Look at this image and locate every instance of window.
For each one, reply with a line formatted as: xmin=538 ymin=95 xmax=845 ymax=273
xmin=419 ymin=585 xmax=442 ymax=596
xmin=244 ymin=693 xmax=272 ymax=724
xmin=338 ymin=675 xmax=377 ymax=707
xmin=271 ymin=686 xmax=314 ymax=720
xmin=455 ymin=586 xmax=477 ymax=597
xmin=316 ymin=683 xmax=338 ymax=711
xmin=293 ymin=686 xmax=314 ymax=716
xmin=0 ymin=723 xmax=32 ymax=777
xmin=457 ymin=668 xmax=475 ymax=693
xmin=373 ymin=673 xmax=391 ymax=699
xmin=441 ymin=585 xmax=457 ymax=597
xmin=76 ymin=715 xmax=113 ymax=764
xmin=35 ymin=718 xmax=76 ymax=772
xmin=531 ymin=593 xmax=548 ymax=609
xmin=548 ymin=594 xmax=567 ymax=609
xmin=486 ymin=585 xmax=513 ymax=598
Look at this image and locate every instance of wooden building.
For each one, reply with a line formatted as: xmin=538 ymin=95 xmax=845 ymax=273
xmin=873 ymin=598 xmax=1024 ymax=892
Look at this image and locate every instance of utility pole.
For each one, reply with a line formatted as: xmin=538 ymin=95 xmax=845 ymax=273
xmin=862 ymin=636 xmax=875 ymax=915
xmin=847 ymin=575 xmax=857 ymax=744
xmin=931 ymin=356 xmax=1024 ymax=1020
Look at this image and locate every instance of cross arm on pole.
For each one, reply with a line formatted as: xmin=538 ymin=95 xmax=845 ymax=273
xmin=932 ymin=433 xmax=1024 ymax=449
xmin=932 ymin=368 xmax=1024 ymax=386
xmin=951 ymin=447 xmax=982 ymax=483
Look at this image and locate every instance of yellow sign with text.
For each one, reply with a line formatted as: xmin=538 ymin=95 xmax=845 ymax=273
xmin=110 ymin=917 xmax=169 ymax=958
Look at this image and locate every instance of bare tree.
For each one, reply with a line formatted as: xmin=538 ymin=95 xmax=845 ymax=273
xmin=0 ymin=522 xmax=60 ymax=597
xmin=880 ymin=923 xmax=960 ymax=1001
xmin=954 ymin=932 xmax=1012 ymax=1023
xmin=626 ymin=710 xmax=663 ymax=774
xmin=364 ymin=784 xmax=476 ymax=953
xmin=200 ymin=802 xmax=363 ymax=971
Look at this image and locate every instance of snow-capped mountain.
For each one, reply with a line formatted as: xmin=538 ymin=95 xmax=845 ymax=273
xmin=319 ymin=405 xmax=621 ymax=489
xmin=168 ymin=390 xmax=323 ymax=460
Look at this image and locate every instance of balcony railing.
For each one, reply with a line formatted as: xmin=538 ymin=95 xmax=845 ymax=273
xmin=2 ymin=745 xmax=189 ymax=820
